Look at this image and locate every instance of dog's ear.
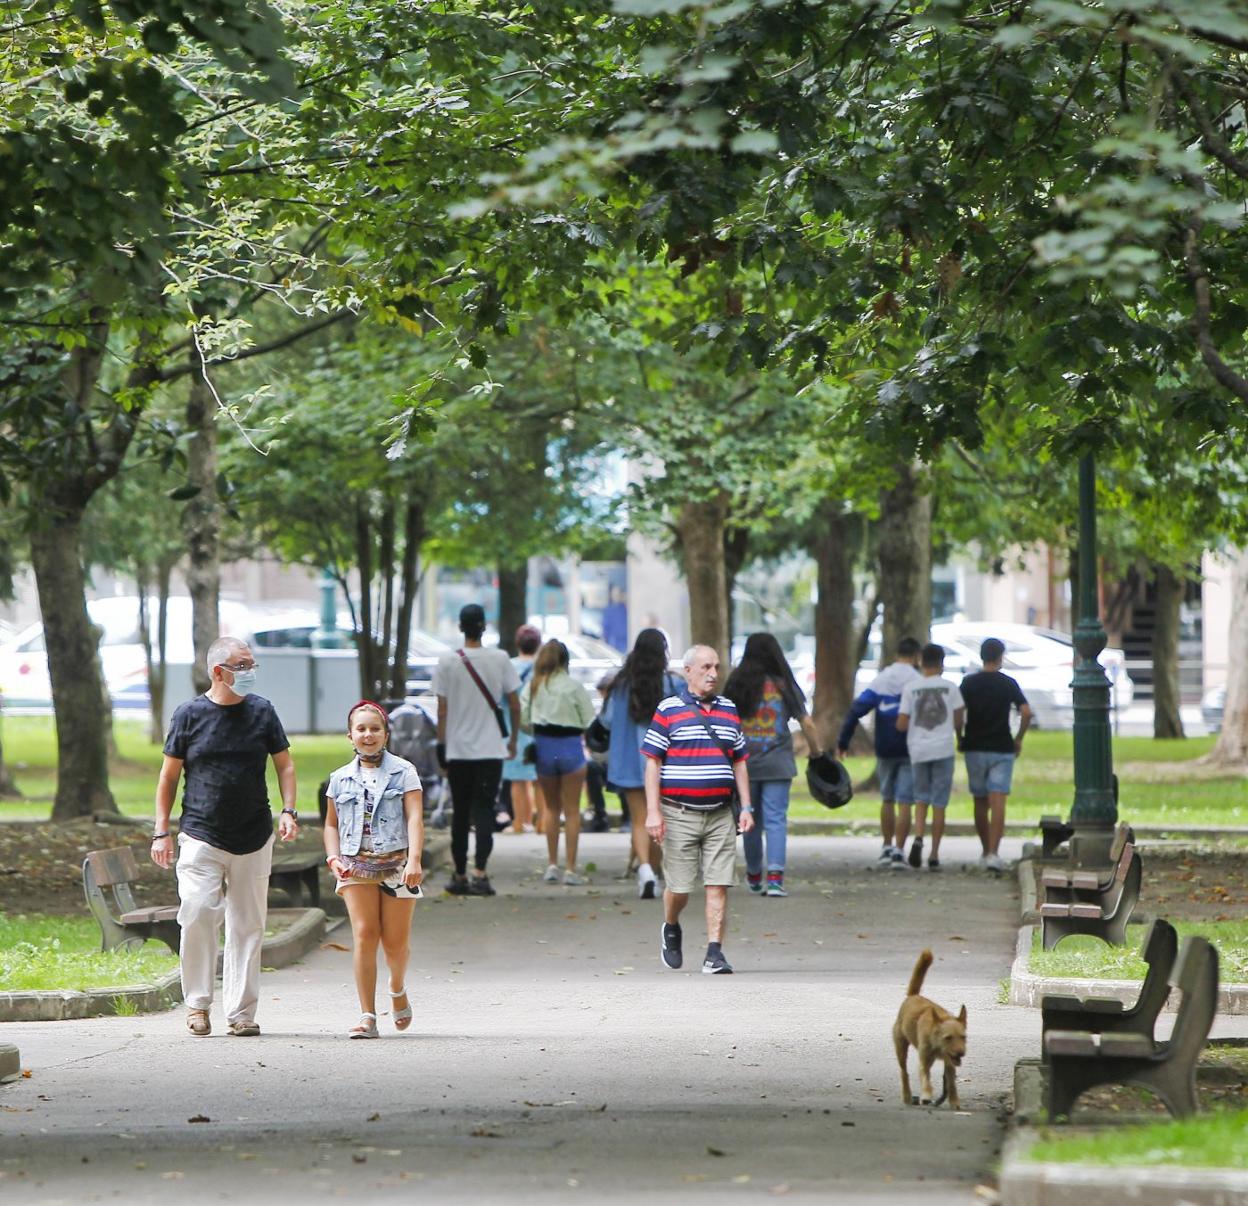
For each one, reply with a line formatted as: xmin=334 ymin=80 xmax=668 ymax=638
xmin=957 ymin=1005 xmax=967 ymax=1024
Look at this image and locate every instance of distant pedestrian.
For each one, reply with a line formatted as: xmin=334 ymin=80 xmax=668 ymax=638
xmin=896 ymin=644 xmax=965 ymax=872
xmin=151 ymin=637 xmax=297 ymax=1038
xmin=599 ymin=628 xmax=682 ymax=898
xmin=958 ymin=638 xmax=1032 ymax=874
xmin=643 ymin=645 xmax=752 ymax=975
xmin=501 ymin=624 xmax=542 ymax=834
xmin=582 ymin=671 xmax=618 ymax=834
xmin=433 ymin=604 xmax=521 ymax=897
xmin=725 ymin=633 xmax=823 ymax=897
xmin=521 ymin=639 xmax=596 ymax=885
xmin=837 ymin=637 xmax=922 ymax=869
xmin=323 ymin=702 xmax=424 ymax=1038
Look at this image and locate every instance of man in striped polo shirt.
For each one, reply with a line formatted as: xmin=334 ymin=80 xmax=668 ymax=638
xmin=643 ymin=645 xmax=753 ymax=974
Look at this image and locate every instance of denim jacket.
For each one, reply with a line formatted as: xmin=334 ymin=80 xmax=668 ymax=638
xmin=327 ymin=751 xmax=414 ymax=856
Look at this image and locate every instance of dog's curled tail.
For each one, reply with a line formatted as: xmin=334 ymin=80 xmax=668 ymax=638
xmin=907 ymin=949 xmax=934 ymax=997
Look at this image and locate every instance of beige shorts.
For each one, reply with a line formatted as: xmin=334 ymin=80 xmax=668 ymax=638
xmin=661 ymin=802 xmax=737 ymax=893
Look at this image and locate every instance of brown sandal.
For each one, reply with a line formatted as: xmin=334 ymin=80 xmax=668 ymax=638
xmin=187 ymin=1009 xmax=211 ymax=1037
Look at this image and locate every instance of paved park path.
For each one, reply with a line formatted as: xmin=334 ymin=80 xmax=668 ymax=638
xmin=3 ymin=834 xmax=1037 ymax=1204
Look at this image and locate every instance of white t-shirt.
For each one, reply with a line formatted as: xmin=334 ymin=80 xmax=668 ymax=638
xmin=899 ymin=675 xmax=964 ymax=764
xmin=357 ymin=758 xmax=422 ymax=851
xmin=431 ymin=646 xmax=521 ymax=761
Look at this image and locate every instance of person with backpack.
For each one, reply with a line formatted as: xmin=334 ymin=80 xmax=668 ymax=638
xmin=501 ymin=624 xmax=542 ymax=834
xmin=724 ymin=633 xmax=823 ymax=898
xmin=598 ymin=628 xmax=682 ymax=899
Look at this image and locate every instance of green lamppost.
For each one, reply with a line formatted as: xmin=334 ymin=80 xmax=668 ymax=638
xmin=1069 ymin=453 xmax=1117 ymax=833
xmin=312 ymin=568 xmax=346 ymax=649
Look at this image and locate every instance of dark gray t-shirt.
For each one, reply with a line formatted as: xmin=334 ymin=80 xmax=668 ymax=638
xmin=164 ymin=694 xmax=290 ymax=855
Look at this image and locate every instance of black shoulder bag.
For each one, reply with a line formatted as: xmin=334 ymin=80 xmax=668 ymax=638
xmin=457 ymin=650 xmax=509 ymax=738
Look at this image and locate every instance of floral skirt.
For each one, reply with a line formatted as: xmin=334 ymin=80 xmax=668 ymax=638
xmin=335 ymin=848 xmax=407 ymax=894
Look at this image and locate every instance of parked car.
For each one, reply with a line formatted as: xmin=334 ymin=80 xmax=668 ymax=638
xmin=479 ymin=628 xmax=623 ymax=706
xmin=0 ymin=596 xmax=251 ymax=711
xmin=1202 ymin=684 xmax=1226 ymax=734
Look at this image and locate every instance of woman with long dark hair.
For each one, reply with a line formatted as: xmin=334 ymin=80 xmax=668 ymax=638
xmin=521 ymin=639 xmax=595 ymax=885
xmin=725 ymin=632 xmax=823 ymax=897
xmin=600 ymin=628 xmax=682 ymax=898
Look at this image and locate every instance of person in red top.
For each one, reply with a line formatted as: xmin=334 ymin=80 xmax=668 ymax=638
xmin=642 ymin=645 xmax=752 ymax=975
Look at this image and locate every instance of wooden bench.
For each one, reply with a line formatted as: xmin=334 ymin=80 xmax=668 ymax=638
xmin=1040 ymin=842 xmax=1141 ymax=950
xmin=82 ymin=847 xmax=180 ymax=955
xmin=1041 ymin=919 xmax=1177 ymax=1050
xmin=1045 ymin=934 xmax=1219 ymax=1120
xmin=269 ymin=850 xmax=322 ymax=907
xmin=1040 ymin=823 xmax=1134 ymax=894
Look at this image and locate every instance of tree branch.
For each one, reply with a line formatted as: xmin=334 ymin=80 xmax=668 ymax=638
xmin=1172 ymin=68 xmax=1248 ymax=182
xmin=1184 ymin=220 xmax=1248 ymax=405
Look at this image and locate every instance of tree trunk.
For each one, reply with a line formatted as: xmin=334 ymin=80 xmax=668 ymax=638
xmin=811 ymin=501 xmax=861 ymax=751
xmin=30 ymin=515 xmax=119 ymax=818
xmin=877 ymin=463 xmax=932 ymax=659
xmin=389 ymin=493 xmax=426 ymax=699
xmin=149 ymin=560 xmax=172 ymax=743
xmin=355 ymin=504 xmax=376 ymax=698
xmin=497 ymin=562 xmax=528 ymax=656
xmin=676 ymin=495 xmax=730 ymax=667
xmin=1207 ymin=548 xmax=1248 ymax=765
xmin=1151 ymin=563 xmax=1185 ymax=740
xmin=378 ymin=501 xmax=396 ymax=668
xmin=183 ymin=370 xmax=220 ymax=695
xmin=723 ymin=525 xmax=750 ymax=653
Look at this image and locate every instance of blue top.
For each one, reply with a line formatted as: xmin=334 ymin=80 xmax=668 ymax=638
xmin=601 ymin=671 xmax=682 ymax=790
xmin=837 ymin=661 xmax=920 ymax=760
xmin=502 ymin=657 xmax=537 ymax=781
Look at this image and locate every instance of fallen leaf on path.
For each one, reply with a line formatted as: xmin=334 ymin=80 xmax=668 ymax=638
xmin=732 ymin=1174 xmax=751 ymax=1183
xmin=352 ymin=1153 xmax=367 ymax=1163
xmin=707 ymin=1146 xmax=726 ymax=1157
xmin=471 ymin=1126 xmax=503 ymax=1138
xmin=947 ymin=935 xmax=965 ymax=941
xmin=188 ymin=1115 xmax=210 ymax=1123
xmin=320 ymin=942 xmax=351 ymax=952
xmin=367 ymin=1113 xmax=381 ymax=1122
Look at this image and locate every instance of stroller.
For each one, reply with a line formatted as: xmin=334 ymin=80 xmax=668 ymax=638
xmin=386 ymin=698 xmax=449 ymax=828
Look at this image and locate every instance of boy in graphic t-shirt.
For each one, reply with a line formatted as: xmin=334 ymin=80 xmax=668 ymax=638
xmin=897 ymin=643 xmax=964 ymax=872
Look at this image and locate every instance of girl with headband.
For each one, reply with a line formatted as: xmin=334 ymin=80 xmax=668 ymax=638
xmin=323 ymin=701 xmax=424 ymax=1038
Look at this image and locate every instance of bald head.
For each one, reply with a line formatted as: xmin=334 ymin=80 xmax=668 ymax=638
xmin=682 ymin=644 xmax=721 ymax=700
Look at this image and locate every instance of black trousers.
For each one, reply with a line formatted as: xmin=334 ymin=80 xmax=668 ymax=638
xmin=448 ymin=759 xmax=503 ymax=874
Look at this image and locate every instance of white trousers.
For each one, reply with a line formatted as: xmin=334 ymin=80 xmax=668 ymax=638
xmin=176 ymin=833 xmax=274 ymax=1023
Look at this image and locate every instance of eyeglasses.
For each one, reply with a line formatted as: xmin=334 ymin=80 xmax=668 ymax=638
xmin=220 ymin=661 xmax=258 ymax=672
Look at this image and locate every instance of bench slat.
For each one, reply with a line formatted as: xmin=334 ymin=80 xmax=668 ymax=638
xmin=1069 ymin=903 xmax=1104 ymax=919
xmin=1040 ymin=903 xmax=1072 ymax=918
xmin=1097 ymin=1033 xmax=1155 ymax=1059
xmin=85 ymin=847 xmax=139 ymax=888
xmin=1070 ymin=872 xmax=1103 ymax=890
xmin=1045 ymin=1030 xmax=1099 ymax=1056
xmin=119 ymin=906 xmax=180 ymax=924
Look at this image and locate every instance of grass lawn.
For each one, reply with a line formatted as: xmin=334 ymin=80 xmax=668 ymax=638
xmin=1028 ymin=922 xmax=1248 ymax=983
xmin=1 ymin=718 xmax=1245 ymax=832
xmin=0 ymin=913 xmax=178 ymax=992
xmin=1024 ymin=1108 xmax=1248 ymax=1169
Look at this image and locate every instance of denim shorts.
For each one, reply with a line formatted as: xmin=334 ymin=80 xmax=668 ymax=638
xmin=911 ymin=756 xmax=955 ymax=809
xmin=965 ymin=750 xmax=1016 ymax=797
xmin=877 ymin=756 xmax=913 ymax=805
xmin=534 ymin=733 xmax=586 ymax=778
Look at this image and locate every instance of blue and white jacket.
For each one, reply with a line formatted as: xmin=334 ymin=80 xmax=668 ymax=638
xmin=837 ymin=662 xmax=920 ymax=760
xmin=326 ymin=750 xmax=420 ymax=856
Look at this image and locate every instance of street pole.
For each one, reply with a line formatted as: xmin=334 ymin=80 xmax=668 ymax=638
xmin=1069 ymin=453 xmax=1117 ymax=830
xmin=312 ymin=568 xmax=345 ymax=649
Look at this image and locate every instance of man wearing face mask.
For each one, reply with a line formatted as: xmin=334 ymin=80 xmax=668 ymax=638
xmin=151 ymin=636 xmax=298 ymax=1038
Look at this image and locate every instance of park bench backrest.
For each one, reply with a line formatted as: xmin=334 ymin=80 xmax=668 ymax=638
xmin=84 ymin=847 xmax=139 ymax=889
xmin=1108 ymin=823 xmax=1132 ymax=865
xmin=1113 ymin=842 xmax=1134 ymax=884
xmin=1134 ymin=918 xmax=1178 ymax=1020
xmin=1167 ymin=936 xmax=1219 ymax=1067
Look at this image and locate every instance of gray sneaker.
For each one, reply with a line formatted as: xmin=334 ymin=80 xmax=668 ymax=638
xmin=876 ymin=845 xmax=894 ymax=866
xmin=890 ymin=850 xmax=909 ymax=870
xmin=984 ymin=853 xmax=1005 ymax=874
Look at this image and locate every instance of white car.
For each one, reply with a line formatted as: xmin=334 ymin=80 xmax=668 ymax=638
xmin=0 ymin=596 xmax=251 ymax=711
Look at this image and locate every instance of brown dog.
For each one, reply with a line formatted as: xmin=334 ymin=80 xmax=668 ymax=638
xmin=892 ymin=949 xmax=967 ymax=1109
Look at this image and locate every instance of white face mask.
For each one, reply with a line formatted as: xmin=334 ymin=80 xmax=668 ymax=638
xmin=227 ymin=667 xmax=257 ymax=697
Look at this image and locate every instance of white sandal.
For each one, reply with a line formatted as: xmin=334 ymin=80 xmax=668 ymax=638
xmin=348 ymin=1012 xmax=378 ymax=1039
xmin=389 ymin=987 xmax=413 ymax=1031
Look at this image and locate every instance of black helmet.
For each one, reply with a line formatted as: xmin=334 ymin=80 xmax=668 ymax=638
xmin=807 ymin=753 xmax=853 ymax=810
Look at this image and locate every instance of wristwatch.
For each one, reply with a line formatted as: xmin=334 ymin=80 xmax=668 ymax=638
xmin=281 ymin=808 xmax=297 ymax=817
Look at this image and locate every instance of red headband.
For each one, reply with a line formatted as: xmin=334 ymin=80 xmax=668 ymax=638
xmin=347 ymin=700 xmax=389 ymax=732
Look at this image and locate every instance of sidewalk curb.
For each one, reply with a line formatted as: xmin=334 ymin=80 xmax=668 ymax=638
xmin=998 ymin=1131 xmax=1248 ymax=1205
xmin=0 ymin=907 xmax=327 ymax=1023
xmin=1009 ymin=860 xmax=1248 ymax=1014
xmin=787 ymin=818 xmax=1248 ymax=838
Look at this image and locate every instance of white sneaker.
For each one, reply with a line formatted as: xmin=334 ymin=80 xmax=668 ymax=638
xmin=977 ymin=855 xmax=991 ymax=871
xmin=985 ymin=853 xmax=1005 ymax=874
xmin=542 ymin=864 xmax=560 ymax=883
xmin=877 ymin=845 xmax=894 ymax=866
xmin=563 ymin=870 xmax=585 ymax=886
xmin=638 ymin=865 xmax=658 ymax=899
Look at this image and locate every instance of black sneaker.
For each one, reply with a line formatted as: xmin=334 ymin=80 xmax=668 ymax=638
xmin=908 ymin=838 xmax=924 ymax=869
xmin=468 ymin=875 xmax=496 ymax=896
xmin=445 ymin=875 xmax=471 ymax=895
xmin=660 ymin=923 xmax=682 ymax=970
xmin=702 ymin=950 xmax=734 ymax=975
xmin=927 ymin=857 xmax=941 ymax=872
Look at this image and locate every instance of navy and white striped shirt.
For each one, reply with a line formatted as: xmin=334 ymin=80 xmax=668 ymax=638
xmin=641 ymin=688 xmax=747 ymax=810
